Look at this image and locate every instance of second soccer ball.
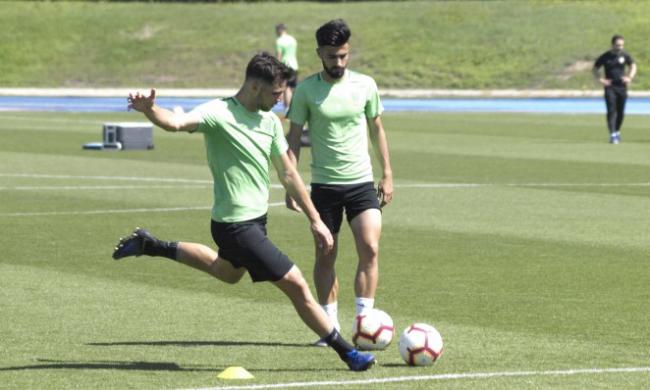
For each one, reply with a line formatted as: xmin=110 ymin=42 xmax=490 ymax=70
xmin=398 ymin=323 xmax=444 ymax=366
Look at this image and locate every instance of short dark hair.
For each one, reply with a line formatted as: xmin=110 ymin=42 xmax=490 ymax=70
xmin=611 ymin=34 xmax=624 ymax=44
xmin=275 ymin=23 xmax=286 ymax=32
xmin=316 ymin=19 xmax=351 ymax=47
xmin=245 ymin=52 xmax=294 ymax=84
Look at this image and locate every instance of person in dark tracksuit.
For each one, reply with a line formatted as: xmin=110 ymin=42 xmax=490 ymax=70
xmin=593 ymin=34 xmax=637 ymax=144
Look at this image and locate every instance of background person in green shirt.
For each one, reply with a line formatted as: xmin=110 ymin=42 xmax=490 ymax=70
xmin=275 ymin=23 xmax=299 ymax=113
xmin=111 ymin=52 xmax=375 ymax=371
xmin=286 ymin=20 xmax=394 ymax=346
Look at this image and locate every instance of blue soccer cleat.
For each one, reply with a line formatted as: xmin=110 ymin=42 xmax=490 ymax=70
xmin=112 ymin=227 xmax=156 ymax=260
xmin=344 ymin=349 xmax=376 ymax=371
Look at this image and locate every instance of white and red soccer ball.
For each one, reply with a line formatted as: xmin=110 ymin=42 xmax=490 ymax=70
xmin=398 ymin=323 xmax=444 ymax=366
xmin=352 ymin=309 xmax=394 ymax=350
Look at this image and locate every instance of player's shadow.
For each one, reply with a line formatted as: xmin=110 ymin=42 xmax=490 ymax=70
xmin=0 ymin=358 xmax=347 ymax=373
xmin=87 ymin=340 xmax=310 ymax=348
xmin=381 ymin=363 xmax=412 ymax=368
xmin=0 ymin=359 xmax=215 ymax=372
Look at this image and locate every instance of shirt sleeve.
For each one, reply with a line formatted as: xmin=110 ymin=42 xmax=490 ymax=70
xmin=189 ymin=100 xmax=224 ymax=134
xmin=625 ymin=53 xmax=635 ymax=65
xmin=270 ymin=115 xmax=289 ymax=156
xmin=364 ymin=77 xmax=384 ymax=119
xmin=287 ymin=84 xmax=309 ymax=126
xmin=189 ymin=103 xmax=209 ymax=134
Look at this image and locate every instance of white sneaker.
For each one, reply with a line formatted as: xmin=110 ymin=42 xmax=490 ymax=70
xmin=313 ymin=338 xmax=328 ymax=347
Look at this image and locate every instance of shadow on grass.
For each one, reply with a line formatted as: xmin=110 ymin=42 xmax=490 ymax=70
xmin=87 ymin=340 xmax=310 ymax=348
xmin=381 ymin=362 xmax=418 ymax=368
xmin=0 ymin=358 xmax=349 ymax=373
xmin=0 ymin=359 xmax=215 ymax=372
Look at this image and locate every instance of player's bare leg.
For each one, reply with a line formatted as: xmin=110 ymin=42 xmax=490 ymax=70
xmin=112 ymin=228 xmax=245 ymax=284
xmin=274 ymin=265 xmax=375 ymax=371
xmin=275 ymin=265 xmax=333 ymax=336
xmin=176 ymin=242 xmax=245 ymax=284
xmin=313 ymin=235 xmax=339 ymax=305
xmin=349 ymin=209 xmax=382 ymax=314
xmin=312 ymin=236 xmax=341 ymax=345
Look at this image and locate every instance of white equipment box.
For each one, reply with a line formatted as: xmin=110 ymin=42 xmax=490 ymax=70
xmin=103 ymin=122 xmax=154 ymax=150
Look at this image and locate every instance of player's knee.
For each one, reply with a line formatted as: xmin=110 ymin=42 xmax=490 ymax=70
xmin=359 ymin=240 xmax=380 ymax=260
xmin=283 ymin=267 xmax=310 ymax=293
xmin=210 ymin=259 xmax=245 ymax=284
xmin=219 ymin=272 xmax=244 ymax=284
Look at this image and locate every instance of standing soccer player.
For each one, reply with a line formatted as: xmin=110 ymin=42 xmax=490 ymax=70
xmin=593 ymin=34 xmax=637 ymax=144
xmin=285 ymin=20 xmax=394 ymax=346
xmin=112 ymin=52 xmax=375 ymax=371
xmin=275 ymin=23 xmax=299 ymax=113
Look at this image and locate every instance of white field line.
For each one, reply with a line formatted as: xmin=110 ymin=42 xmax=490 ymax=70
xmin=0 ymin=185 xmax=212 ymax=191
xmin=0 ymin=173 xmax=213 ymax=184
xmin=1 ymin=206 xmax=210 ymax=217
xmin=399 ymin=182 xmax=650 ymax=188
xmin=0 ymin=173 xmax=286 ymax=189
xmin=0 ymin=202 xmax=285 ymax=218
xmin=180 ymin=366 xmax=650 ymax=390
xmin=2 ymin=182 xmax=650 ymax=191
xmin=3 ymin=173 xmax=650 ymax=190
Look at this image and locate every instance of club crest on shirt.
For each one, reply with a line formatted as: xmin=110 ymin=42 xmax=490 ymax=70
xmin=618 ymin=56 xmax=625 ymax=64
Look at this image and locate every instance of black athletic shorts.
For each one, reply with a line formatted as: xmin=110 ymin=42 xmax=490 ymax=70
xmin=211 ymin=214 xmax=294 ymax=283
xmin=310 ymin=182 xmax=380 ymax=234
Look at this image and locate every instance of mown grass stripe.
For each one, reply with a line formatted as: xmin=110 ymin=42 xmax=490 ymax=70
xmin=183 ymin=367 xmax=650 ymax=390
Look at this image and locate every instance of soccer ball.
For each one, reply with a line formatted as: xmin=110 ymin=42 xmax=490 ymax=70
xmin=352 ymin=309 xmax=394 ymax=350
xmin=398 ymin=323 xmax=443 ymax=366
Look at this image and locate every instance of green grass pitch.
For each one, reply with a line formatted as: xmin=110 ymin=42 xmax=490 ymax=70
xmin=1 ymin=110 xmax=650 ymax=389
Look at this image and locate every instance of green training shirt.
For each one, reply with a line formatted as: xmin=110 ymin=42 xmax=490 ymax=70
xmin=276 ymin=34 xmax=299 ymax=70
xmin=288 ymin=70 xmax=383 ymax=184
xmin=191 ymin=97 xmax=288 ymax=222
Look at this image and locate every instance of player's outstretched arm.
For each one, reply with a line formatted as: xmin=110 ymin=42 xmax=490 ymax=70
xmin=272 ymin=152 xmax=333 ymax=252
xmin=127 ymin=89 xmax=200 ymax=132
xmin=368 ymin=116 xmax=394 ymax=208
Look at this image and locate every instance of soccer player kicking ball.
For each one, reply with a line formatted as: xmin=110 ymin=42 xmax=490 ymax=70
xmin=112 ymin=52 xmax=375 ymax=371
xmin=285 ymin=20 xmax=394 ymax=346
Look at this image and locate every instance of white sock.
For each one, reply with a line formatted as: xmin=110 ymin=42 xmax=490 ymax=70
xmin=321 ymin=302 xmax=340 ymax=331
xmin=355 ymin=297 xmax=375 ymax=315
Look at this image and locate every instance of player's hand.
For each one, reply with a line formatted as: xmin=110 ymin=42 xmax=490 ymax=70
xmin=622 ymin=76 xmax=632 ymax=85
xmin=377 ymin=176 xmax=393 ymax=208
xmin=600 ymin=78 xmax=612 ymax=87
xmin=311 ymin=220 xmax=333 ymax=254
xmin=285 ymin=193 xmax=302 ymax=213
xmin=127 ymin=89 xmax=156 ymax=112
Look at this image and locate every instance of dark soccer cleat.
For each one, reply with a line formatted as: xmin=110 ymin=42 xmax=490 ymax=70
xmin=344 ymin=349 xmax=376 ymax=371
xmin=112 ymin=228 xmax=157 ymax=260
